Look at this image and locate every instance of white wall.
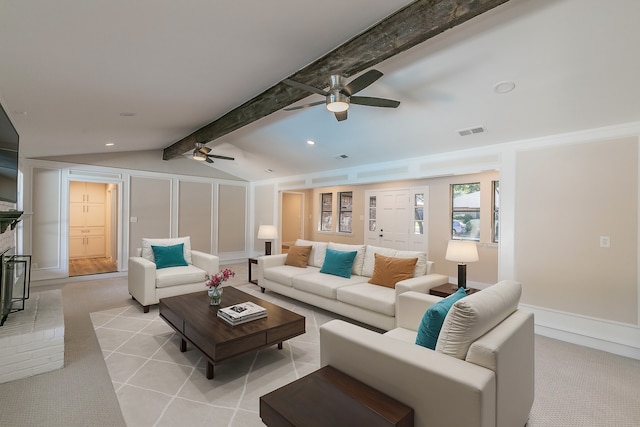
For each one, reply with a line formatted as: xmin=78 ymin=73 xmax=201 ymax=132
xmin=252 ymin=121 xmax=640 ymax=359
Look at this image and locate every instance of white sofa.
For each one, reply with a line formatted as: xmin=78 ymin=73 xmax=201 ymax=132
xmin=258 ymin=239 xmax=448 ymax=330
xmin=128 ymin=237 xmax=219 ymax=312
xmin=320 ymin=280 xmax=534 ymax=427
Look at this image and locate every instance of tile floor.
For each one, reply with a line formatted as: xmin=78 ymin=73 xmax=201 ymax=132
xmin=90 ymin=283 xmax=342 ymax=427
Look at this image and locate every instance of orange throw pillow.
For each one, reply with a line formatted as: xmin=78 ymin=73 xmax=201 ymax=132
xmin=284 ymin=245 xmax=312 ymax=268
xmin=368 ymin=253 xmax=418 ymax=288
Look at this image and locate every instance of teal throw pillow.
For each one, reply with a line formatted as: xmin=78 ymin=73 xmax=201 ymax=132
xmin=320 ymin=248 xmax=358 ymax=278
xmin=151 ymin=243 xmax=188 ymax=269
xmin=416 ymin=287 xmax=467 ymax=350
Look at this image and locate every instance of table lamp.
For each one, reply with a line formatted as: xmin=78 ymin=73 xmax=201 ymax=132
xmin=257 ymin=225 xmax=278 ymax=255
xmin=445 ymin=240 xmax=479 ymax=289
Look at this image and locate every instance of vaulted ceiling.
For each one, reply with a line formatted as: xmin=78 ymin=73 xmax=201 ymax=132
xmin=1 ymin=0 xmax=639 ymax=182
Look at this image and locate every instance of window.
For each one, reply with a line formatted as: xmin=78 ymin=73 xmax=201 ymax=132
xmin=320 ymin=193 xmax=332 ymax=232
xmin=451 ymin=183 xmax=480 ymax=240
xmin=368 ymin=195 xmax=376 ymax=231
xmin=338 ymin=191 xmax=353 ymax=233
xmin=492 ymin=181 xmax=499 ymax=243
xmin=414 ymin=193 xmax=424 ymax=234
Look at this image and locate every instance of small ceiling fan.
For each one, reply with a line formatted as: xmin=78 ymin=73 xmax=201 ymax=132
xmin=192 ymin=142 xmax=234 ymax=163
xmin=283 ymin=69 xmax=400 ymax=121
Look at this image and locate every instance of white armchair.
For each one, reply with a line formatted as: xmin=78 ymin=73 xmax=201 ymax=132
xmin=128 ymin=237 xmax=219 ymax=312
xmin=320 ymin=280 xmax=534 ymax=427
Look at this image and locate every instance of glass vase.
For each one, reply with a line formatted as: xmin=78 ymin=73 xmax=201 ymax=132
xmin=208 ymin=286 xmax=223 ymax=306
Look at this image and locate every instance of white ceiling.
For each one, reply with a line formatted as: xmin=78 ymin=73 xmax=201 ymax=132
xmin=1 ymin=0 xmax=639 ymax=182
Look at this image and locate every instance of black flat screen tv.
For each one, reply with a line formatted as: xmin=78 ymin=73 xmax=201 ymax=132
xmin=0 ymin=102 xmax=19 ymax=204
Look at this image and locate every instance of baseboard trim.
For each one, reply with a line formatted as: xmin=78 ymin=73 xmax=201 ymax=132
xmin=520 ymin=303 xmax=640 ymax=360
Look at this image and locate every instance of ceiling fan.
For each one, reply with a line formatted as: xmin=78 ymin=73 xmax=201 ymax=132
xmin=192 ymin=142 xmax=235 ymax=163
xmin=283 ymin=69 xmax=400 ymax=121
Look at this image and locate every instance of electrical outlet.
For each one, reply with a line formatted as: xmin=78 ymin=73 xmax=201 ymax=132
xmin=600 ymin=236 xmax=610 ymax=248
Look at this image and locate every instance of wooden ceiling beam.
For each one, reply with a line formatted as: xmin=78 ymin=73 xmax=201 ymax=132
xmin=163 ymin=0 xmax=510 ymax=160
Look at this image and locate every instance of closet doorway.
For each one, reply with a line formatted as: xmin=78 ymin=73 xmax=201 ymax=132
xmin=68 ymin=181 xmax=119 ymax=276
xmin=281 ymin=192 xmax=304 ymax=253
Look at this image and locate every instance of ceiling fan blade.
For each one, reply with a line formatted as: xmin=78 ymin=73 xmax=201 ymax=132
xmin=350 ymin=96 xmax=400 ymax=108
xmin=342 ymin=69 xmax=383 ymax=96
xmin=335 ymin=110 xmax=348 ymax=122
xmin=205 ymin=157 xmax=213 ymax=164
xmin=283 ymin=79 xmax=329 ymax=96
xmin=283 ymin=100 xmax=326 ymax=111
xmin=208 ymin=154 xmax=235 ymax=161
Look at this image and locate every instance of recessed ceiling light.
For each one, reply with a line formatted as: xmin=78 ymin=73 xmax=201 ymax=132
xmin=119 ymin=112 xmax=136 ymax=117
xmin=494 ymin=81 xmax=515 ymax=94
xmin=105 ymin=142 xmax=115 ymax=146
xmin=306 ymin=140 xmax=316 ymax=145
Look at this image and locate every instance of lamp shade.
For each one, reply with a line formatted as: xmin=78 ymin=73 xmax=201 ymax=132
xmin=445 ymin=240 xmax=479 ymax=263
xmin=257 ymin=225 xmax=278 ymax=240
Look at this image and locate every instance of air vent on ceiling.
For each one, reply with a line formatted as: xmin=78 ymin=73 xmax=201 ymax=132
xmin=457 ymin=125 xmax=486 ymax=136
xmin=333 ymin=153 xmax=349 ymax=159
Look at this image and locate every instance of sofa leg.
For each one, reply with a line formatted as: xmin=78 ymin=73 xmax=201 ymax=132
xmin=143 ymin=305 xmax=149 ymax=313
xmin=261 ymin=287 xmax=265 ymax=293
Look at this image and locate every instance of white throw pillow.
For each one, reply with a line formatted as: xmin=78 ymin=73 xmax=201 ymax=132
xmin=141 ymin=236 xmax=192 ymax=265
xmin=435 ymin=280 xmax=521 ymax=360
xmin=327 ymin=242 xmax=366 ymax=276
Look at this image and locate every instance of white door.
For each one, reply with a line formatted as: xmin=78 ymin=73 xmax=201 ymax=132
xmin=365 ymin=187 xmax=429 ymax=252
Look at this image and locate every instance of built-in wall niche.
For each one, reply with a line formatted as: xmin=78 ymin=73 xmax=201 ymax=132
xmin=69 ymin=182 xmax=107 ymax=259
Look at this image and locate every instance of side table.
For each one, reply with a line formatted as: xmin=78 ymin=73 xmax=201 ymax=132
xmin=260 ymin=365 xmax=413 ymax=427
xmin=248 ymin=257 xmax=258 ymax=285
xmin=429 ymin=283 xmax=481 ymax=298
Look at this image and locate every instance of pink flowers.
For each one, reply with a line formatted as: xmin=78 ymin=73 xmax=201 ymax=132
xmin=205 ymin=268 xmax=235 ymax=289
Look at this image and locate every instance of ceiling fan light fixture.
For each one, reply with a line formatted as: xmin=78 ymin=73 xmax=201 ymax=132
xmin=192 ymin=150 xmax=207 ymax=161
xmin=326 ymin=93 xmax=349 ymax=112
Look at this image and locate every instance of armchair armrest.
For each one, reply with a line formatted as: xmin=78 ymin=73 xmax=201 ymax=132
xmin=395 ymin=291 xmax=443 ymax=330
xmin=128 ymin=256 xmax=158 ymax=307
xmin=320 ymin=320 xmax=496 ymax=427
xmin=191 ymin=250 xmax=219 ymax=274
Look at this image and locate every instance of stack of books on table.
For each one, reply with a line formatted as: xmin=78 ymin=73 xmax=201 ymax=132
xmin=217 ymin=301 xmax=267 ymax=325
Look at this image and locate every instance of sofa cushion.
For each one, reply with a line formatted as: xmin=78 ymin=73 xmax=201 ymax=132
xmin=293 ymin=272 xmax=368 ymax=299
xmin=416 ymin=287 xmax=467 ymax=350
xmin=142 ymin=236 xmax=192 ymax=265
xmin=296 ymin=239 xmax=328 ymax=268
xmin=337 ymin=283 xmax=396 ymax=316
xmin=328 ymin=242 xmax=366 ymax=276
xmin=362 ymin=245 xmax=427 ymax=278
xmin=436 ymin=280 xmax=522 ymax=359
xmin=285 ymin=245 xmax=312 ymax=268
xmin=320 ymin=249 xmax=358 ymax=278
xmin=264 ymin=265 xmax=319 ymax=287
xmin=152 ymin=243 xmax=188 ymax=269
xmin=368 ymin=253 xmax=418 ymax=288
xmin=155 ymin=264 xmax=206 ymax=289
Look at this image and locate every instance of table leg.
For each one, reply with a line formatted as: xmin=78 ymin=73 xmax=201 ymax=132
xmin=206 ymin=361 xmax=214 ymax=379
xmin=278 ymin=342 xmax=283 ymax=350
xmin=180 ymin=338 xmax=187 ymax=352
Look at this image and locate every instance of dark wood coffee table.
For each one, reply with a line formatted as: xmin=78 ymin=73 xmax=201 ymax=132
xmin=159 ymin=286 xmax=305 ymax=379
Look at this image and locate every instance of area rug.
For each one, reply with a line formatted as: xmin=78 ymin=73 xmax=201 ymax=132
xmin=91 ymin=285 xmax=337 ymax=427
